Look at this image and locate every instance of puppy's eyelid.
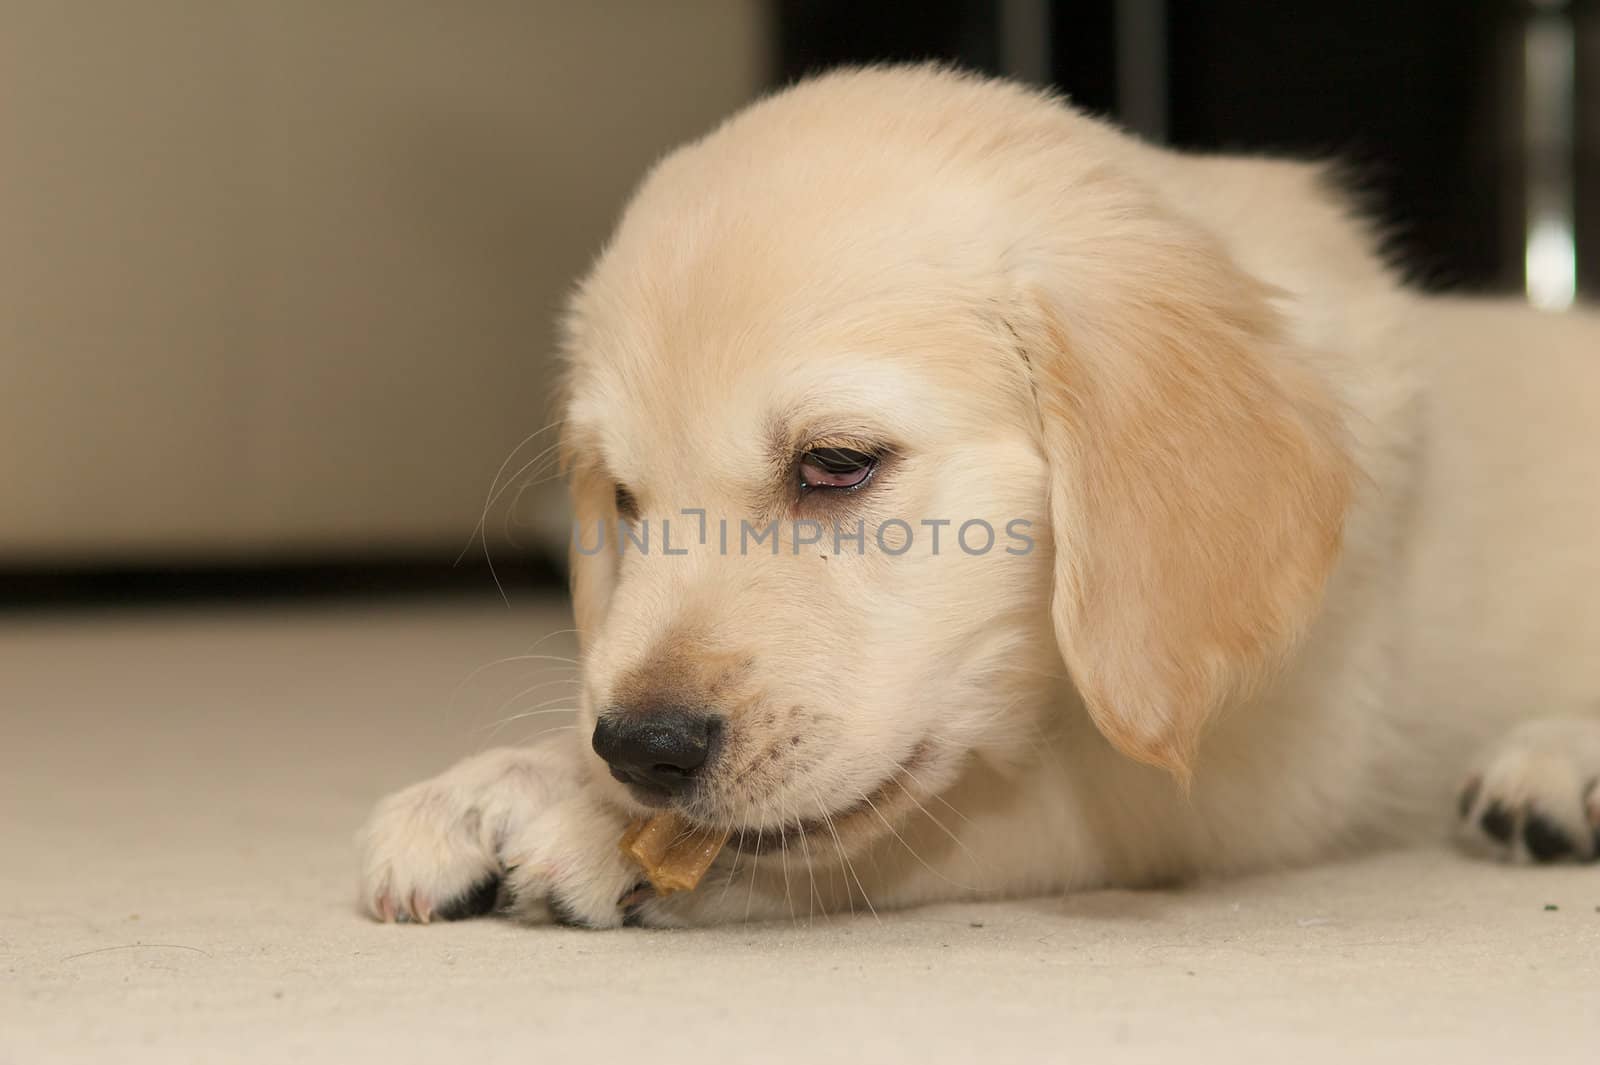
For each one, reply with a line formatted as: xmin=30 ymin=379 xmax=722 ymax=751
xmin=803 ymin=446 xmax=875 ymax=474
xmin=800 ymin=434 xmax=891 ymax=457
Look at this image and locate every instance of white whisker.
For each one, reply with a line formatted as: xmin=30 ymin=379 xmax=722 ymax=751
xmin=483 ymin=677 xmax=584 ymax=725
xmin=860 ymin=789 xmax=973 ymax=891
xmin=794 ymin=808 xmax=823 ymax=925
xmin=811 ymin=784 xmax=877 ymax=923
xmin=480 ymin=706 xmax=578 ymax=741
xmin=455 ymin=421 xmax=566 ymax=605
xmin=743 ymin=797 xmax=763 ymax=925
xmin=719 ymin=825 xmax=747 ymax=905
xmin=507 ymin=723 xmax=580 ymax=748
xmin=894 ymin=761 xmax=973 ymax=826
xmin=889 ymin=776 xmax=979 ymax=871
xmin=778 ymin=798 xmax=797 ymax=927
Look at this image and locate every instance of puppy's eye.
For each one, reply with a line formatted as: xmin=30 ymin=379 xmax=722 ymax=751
xmin=798 ymin=447 xmax=877 ymax=491
xmin=614 ymin=484 xmax=639 ymax=519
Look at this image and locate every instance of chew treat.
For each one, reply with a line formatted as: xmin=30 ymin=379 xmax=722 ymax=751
xmin=618 ymin=813 xmax=730 ymax=896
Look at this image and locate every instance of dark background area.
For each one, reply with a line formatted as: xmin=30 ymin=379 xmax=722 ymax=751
xmin=778 ymin=0 xmax=1600 ymax=292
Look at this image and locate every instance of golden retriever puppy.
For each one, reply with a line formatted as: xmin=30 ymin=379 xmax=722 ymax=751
xmin=360 ymin=66 xmax=1600 ymax=927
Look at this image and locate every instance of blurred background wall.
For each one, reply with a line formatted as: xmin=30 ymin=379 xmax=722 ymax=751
xmin=0 ymin=1 xmax=768 ymax=574
xmin=2 ymin=0 xmax=1594 ymax=602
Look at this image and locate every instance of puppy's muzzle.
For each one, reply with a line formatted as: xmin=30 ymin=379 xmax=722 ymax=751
xmin=592 ymin=708 xmax=722 ymax=801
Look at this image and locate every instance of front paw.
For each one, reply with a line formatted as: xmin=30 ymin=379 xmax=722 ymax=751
xmin=1456 ymin=719 xmax=1600 ymax=863
xmin=358 ymin=744 xmax=578 ymax=923
xmin=499 ymin=793 xmax=648 ymax=929
xmin=358 ymin=744 xmax=646 ymax=929
xmin=359 ymin=776 xmax=506 ymax=924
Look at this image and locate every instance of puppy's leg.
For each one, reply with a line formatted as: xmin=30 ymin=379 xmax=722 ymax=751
xmin=1455 ymin=716 xmax=1600 ymax=863
xmin=358 ymin=743 xmax=641 ymax=928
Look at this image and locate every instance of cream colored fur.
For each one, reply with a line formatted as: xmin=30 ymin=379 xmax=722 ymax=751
xmin=360 ymin=66 xmax=1600 ymax=928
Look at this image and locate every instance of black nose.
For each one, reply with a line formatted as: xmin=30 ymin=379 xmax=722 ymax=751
xmin=591 ymin=708 xmax=721 ymax=797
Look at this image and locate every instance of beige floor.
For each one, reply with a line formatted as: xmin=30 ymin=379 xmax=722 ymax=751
xmin=2 ymin=599 xmax=1597 ymax=1064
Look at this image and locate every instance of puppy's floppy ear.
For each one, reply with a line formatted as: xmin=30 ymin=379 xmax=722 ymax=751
xmin=1014 ymin=210 xmax=1354 ymax=782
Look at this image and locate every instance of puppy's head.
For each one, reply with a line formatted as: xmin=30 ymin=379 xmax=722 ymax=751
xmin=559 ymin=68 xmax=1352 ymax=851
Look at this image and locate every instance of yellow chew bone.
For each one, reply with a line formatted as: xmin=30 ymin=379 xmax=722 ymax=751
xmin=619 ymin=813 xmax=731 ymax=896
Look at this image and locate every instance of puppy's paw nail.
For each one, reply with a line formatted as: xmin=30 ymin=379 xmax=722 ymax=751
xmin=1479 ymin=801 xmax=1515 ymax=844
xmin=1522 ymin=813 xmax=1573 ymax=862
